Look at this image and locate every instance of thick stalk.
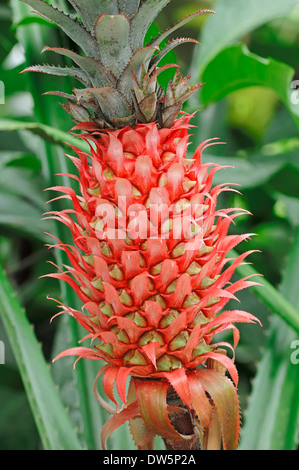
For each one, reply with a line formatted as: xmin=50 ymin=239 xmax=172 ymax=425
xmin=163 ymin=351 xmax=227 ymax=451
xmin=163 ymin=387 xmax=203 ymax=450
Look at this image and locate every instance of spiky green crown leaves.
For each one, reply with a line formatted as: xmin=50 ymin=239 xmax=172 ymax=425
xmin=21 ymin=0 xmax=214 ymax=128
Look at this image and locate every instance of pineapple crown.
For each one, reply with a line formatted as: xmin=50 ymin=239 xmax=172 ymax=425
xmin=21 ymin=0 xmax=214 ymax=129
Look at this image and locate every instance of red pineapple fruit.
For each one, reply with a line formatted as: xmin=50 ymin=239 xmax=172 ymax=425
xmin=21 ymin=0 xmax=261 ymax=450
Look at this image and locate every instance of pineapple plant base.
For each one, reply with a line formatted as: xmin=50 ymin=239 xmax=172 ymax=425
xmin=21 ymin=0 xmax=261 ymax=450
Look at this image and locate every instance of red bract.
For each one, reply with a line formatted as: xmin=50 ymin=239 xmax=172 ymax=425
xmin=45 ymin=114 xmax=261 ymax=449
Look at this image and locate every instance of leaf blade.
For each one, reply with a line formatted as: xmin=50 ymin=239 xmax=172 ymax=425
xmin=0 ymin=264 xmax=82 ymax=450
xmin=0 ymin=119 xmax=89 ymax=152
xmin=20 ymin=0 xmax=98 ymax=56
xmin=193 ymin=0 xmax=299 ymax=77
xmin=240 ymin=227 xmax=299 ymax=449
xmin=201 ymin=44 xmax=299 ymax=131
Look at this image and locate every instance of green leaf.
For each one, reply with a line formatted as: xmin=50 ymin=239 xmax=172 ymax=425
xmin=275 ymin=193 xmax=299 ymax=228
xmin=130 ymin=0 xmax=170 ymax=51
xmin=42 ymin=46 xmax=117 ymax=88
xmin=20 ymin=0 xmax=98 ymax=57
xmin=118 ymin=47 xmax=157 ymax=99
xmin=145 ymin=22 xmax=177 ymax=89
xmin=118 ymin=0 xmax=140 ymax=17
xmin=0 ymin=119 xmax=89 ymax=152
xmin=231 ymin=248 xmax=299 ymax=335
xmin=202 ymin=147 xmax=299 ymax=190
xmin=93 ymin=14 xmax=132 ymax=76
xmin=68 ymin=0 xmax=118 ymax=30
xmin=201 ymin=44 xmax=299 ymax=131
xmin=0 ymin=386 xmax=39 ymax=449
xmin=267 ymin=165 xmax=299 ymax=198
xmin=12 ymin=14 xmax=58 ymax=30
xmin=193 ymin=0 xmax=299 ymax=77
xmin=0 ymin=163 xmax=45 ymax=208
xmin=150 ymin=37 xmax=198 ymax=67
xmin=89 ymin=86 xmax=133 ymax=122
xmin=239 ymin=227 xmax=299 ymax=449
xmin=0 ymin=264 xmax=82 ymax=450
xmin=51 ymin=314 xmax=107 ymax=450
xmin=3 ymin=153 xmax=41 ymax=171
xmin=23 ymin=64 xmax=92 ymax=87
xmin=0 ymin=192 xmax=50 ymax=241
xmin=150 ymin=8 xmax=213 ymax=49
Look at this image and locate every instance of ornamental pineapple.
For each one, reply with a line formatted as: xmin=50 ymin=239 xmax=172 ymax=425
xmin=22 ymin=0 xmax=260 ymax=450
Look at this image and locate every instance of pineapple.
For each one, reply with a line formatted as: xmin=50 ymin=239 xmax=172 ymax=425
xmin=21 ymin=0 xmax=260 ymax=450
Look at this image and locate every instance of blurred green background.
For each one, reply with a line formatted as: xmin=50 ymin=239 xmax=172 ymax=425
xmin=0 ymin=0 xmax=299 ymax=450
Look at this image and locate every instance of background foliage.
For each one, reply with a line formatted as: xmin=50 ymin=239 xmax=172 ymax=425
xmin=0 ymin=0 xmax=299 ymax=450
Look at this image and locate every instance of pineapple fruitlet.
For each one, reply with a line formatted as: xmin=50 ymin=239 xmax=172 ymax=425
xmin=21 ymin=0 xmax=261 ymax=450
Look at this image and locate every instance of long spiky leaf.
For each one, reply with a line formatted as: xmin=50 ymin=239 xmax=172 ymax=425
xmin=20 ymin=0 xmax=99 ymax=57
xmin=68 ymin=0 xmax=119 ymax=30
xmin=130 ymin=0 xmax=171 ymax=51
xmin=149 ymin=9 xmax=216 ymax=48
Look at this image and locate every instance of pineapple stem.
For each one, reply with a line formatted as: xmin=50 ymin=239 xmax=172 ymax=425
xmin=163 ymin=350 xmax=228 ymax=450
xmin=163 ymin=387 xmax=203 ymax=451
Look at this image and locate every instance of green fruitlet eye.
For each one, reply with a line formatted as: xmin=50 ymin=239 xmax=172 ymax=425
xmin=156 ymin=354 xmax=183 ymax=371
